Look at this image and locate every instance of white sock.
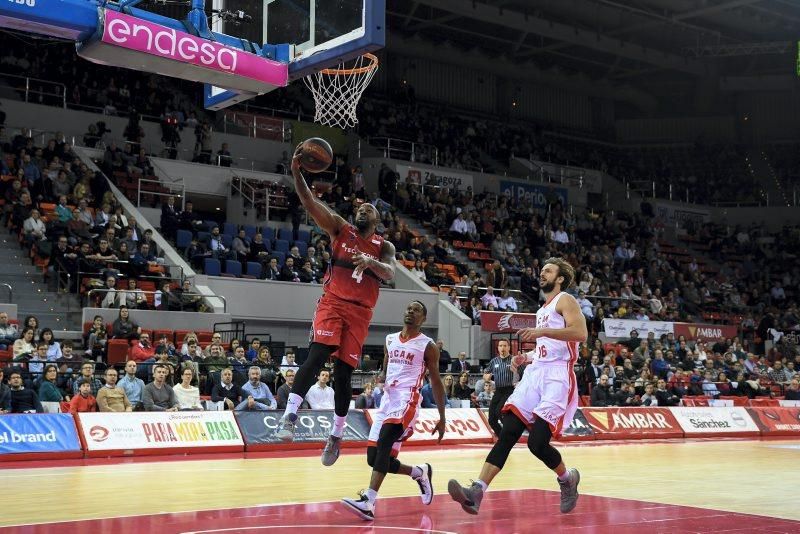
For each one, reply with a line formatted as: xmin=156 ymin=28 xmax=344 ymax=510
xmin=476 ymin=479 xmax=488 ymax=491
xmin=284 ymin=393 xmax=303 ymax=417
xmin=365 ymin=488 xmax=378 ymax=504
xmin=331 ymin=415 xmax=347 ymax=438
xmin=410 ymin=465 xmax=423 ymax=479
xmin=557 ymin=469 xmax=570 ymax=482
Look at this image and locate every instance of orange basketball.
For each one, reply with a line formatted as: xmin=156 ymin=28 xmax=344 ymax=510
xmin=298 ymin=137 xmax=333 ymax=173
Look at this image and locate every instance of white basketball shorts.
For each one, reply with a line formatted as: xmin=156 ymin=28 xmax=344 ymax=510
xmin=367 ymin=389 xmax=420 ymax=456
xmin=502 ymin=361 xmax=578 ymax=438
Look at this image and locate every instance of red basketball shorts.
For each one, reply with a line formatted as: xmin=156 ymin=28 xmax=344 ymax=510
xmin=311 ymin=294 xmax=373 ymax=368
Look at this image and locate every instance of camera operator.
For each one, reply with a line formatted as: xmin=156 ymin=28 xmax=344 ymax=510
xmin=161 ymin=114 xmax=181 ymax=159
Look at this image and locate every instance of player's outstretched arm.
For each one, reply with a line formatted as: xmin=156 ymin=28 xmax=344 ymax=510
xmin=424 ymin=341 xmax=446 ymax=443
xmin=291 ymin=146 xmax=346 ymax=238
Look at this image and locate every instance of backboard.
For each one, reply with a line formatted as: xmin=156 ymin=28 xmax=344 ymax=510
xmin=211 ymin=0 xmax=383 ymax=73
xmin=207 ymin=0 xmax=383 ymax=109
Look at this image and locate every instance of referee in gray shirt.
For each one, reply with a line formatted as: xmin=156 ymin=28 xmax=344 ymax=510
xmin=486 ymin=339 xmax=518 ymax=436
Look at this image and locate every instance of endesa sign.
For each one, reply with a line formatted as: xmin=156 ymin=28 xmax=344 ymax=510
xmin=366 ymin=408 xmax=494 ymax=445
xmin=99 ymin=10 xmax=287 ymax=88
xmin=581 ymin=408 xmax=683 ymax=439
xmin=77 ymin=412 xmax=244 ymax=457
xmin=0 ymin=414 xmax=83 ymax=460
xmin=669 ymin=407 xmax=759 ymax=437
xmin=480 ymin=311 xmax=537 ymax=333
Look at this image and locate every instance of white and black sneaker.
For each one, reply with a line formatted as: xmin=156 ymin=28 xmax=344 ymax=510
xmin=341 ymin=490 xmax=375 ymax=521
xmin=413 ymin=463 xmax=434 ymax=505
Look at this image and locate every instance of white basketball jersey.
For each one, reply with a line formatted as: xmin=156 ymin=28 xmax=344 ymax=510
xmin=529 ymin=292 xmax=578 ymax=365
xmin=384 ymin=331 xmax=432 ymax=393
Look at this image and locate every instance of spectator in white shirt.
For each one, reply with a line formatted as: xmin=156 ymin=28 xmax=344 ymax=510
xmin=23 ymin=209 xmax=47 ymax=243
xmin=305 ymin=369 xmax=335 ymax=409
xmin=173 ymin=367 xmax=203 ymax=410
xmin=497 ymin=288 xmax=517 ymax=312
xmin=481 ymin=286 xmax=499 ymax=309
xmin=410 ymin=259 xmax=426 ymax=281
xmin=449 ymin=212 xmax=468 ymax=238
xmin=576 ymin=291 xmax=594 ymax=319
xmin=464 ymin=213 xmax=479 ymax=242
xmin=552 ymin=226 xmax=569 ymax=244
xmin=280 ymin=350 xmax=299 ymax=377
xmin=770 ymin=283 xmax=786 ymax=302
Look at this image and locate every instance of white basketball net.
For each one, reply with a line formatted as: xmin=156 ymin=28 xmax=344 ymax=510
xmin=303 ymin=53 xmax=379 ymax=130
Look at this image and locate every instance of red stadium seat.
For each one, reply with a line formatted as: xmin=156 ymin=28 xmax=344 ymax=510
xmin=107 ymin=339 xmax=131 ymax=365
xmin=681 ymin=396 xmax=710 ymax=407
xmin=153 ymin=330 xmax=175 ymax=344
xmin=719 ymin=396 xmax=748 ymax=407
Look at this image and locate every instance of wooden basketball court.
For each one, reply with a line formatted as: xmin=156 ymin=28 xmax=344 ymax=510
xmin=2 ymin=438 xmax=798 ymax=532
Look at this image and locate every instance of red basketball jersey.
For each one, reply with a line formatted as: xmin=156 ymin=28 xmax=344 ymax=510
xmin=324 ymin=223 xmax=385 ymax=308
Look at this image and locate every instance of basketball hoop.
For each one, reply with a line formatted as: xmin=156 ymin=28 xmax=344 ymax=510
xmin=303 ymin=53 xmax=379 ymax=130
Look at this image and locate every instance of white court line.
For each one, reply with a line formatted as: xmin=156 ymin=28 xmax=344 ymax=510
xmin=0 ymin=495 xmax=452 ymax=529
xmin=183 ymin=525 xmax=457 ymax=534
xmin=1 ymin=500 xmax=327 ymax=528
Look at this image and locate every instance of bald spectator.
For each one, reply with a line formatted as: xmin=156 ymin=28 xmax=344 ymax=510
xmin=590 ymin=375 xmax=614 ymax=406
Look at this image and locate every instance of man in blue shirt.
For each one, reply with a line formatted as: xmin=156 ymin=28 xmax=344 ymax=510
xmin=21 ymin=154 xmax=41 ymax=185
xmin=118 ymin=360 xmax=145 ymax=409
xmin=236 ymin=366 xmax=277 ymax=410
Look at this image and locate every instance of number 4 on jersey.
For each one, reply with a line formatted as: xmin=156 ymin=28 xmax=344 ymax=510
xmin=352 ymin=268 xmax=364 ymax=284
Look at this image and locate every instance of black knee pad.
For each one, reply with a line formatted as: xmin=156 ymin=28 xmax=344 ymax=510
xmin=388 ymin=457 xmax=401 ymax=474
xmin=527 ymin=418 xmax=562 ymax=470
xmin=367 ymin=446 xmax=377 ymax=468
xmin=486 ymin=413 xmax=526 ymax=469
xmin=372 ymin=423 xmax=405 ymax=474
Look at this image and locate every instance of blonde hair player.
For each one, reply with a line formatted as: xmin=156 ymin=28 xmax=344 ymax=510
xmin=448 ymin=257 xmax=587 ymax=515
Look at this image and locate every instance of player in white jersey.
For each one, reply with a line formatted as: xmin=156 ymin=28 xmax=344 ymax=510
xmin=449 ymin=257 xmax=586 ymax=515
xmin=342 ymin=300 xmax=446 ymax=521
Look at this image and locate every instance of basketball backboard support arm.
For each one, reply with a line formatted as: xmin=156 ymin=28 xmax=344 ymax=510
xmin=0 ymin=0 xmax=384 ymax=111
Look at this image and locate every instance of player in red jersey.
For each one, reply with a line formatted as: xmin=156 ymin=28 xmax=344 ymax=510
xmin=276 ymin=146 xmax=396 ymax=467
